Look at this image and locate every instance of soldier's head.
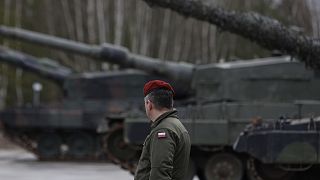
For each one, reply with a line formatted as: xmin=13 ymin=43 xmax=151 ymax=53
xmin=143 ymin=80 xmax=174 ymax=121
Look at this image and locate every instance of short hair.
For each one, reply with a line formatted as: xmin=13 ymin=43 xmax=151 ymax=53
xmin=145 ymin=89 xmax=173 ymax=109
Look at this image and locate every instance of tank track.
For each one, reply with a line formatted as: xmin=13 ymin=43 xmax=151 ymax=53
xmin=0 ymin=126 xmax=107 ymax=161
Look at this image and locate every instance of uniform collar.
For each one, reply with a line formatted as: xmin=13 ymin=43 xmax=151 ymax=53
xmin=151 ymin=109 xmax=178 ymax=129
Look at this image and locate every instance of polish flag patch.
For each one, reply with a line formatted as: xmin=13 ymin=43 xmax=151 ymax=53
xmin=157 ymin=132 xmax=166 ymax=138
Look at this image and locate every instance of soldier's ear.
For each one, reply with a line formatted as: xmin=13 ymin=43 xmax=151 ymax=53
xmin=146 ymin=99 xmax=152 ymax=111
xmin=148 ymin=100 xmax=154 ymax=111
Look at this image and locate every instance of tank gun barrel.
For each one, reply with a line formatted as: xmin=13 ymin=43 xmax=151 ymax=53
xmin=0 ymin=25 xmax=194 ymax=83
xmin=0 ymin=46 xmax=72 ymax=83
xmin=142 ymin=0 xmax=320 ymax=69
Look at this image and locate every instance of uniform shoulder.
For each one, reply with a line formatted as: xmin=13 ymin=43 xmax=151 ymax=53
xmin=155 ymin=117 xmax=187 ymax=136
xmin=156 ymin=117 xmax=179 ymax=129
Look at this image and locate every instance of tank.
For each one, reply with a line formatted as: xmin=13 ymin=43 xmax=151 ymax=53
xmin=1 ymin=26 xmax=320 ymax=180
xmin=0 ymin=46 xmax=168 ymax=161
xmin=123 ymin=57 xmax=320 ymax=179
xmin=233 ymin=114 xmax=320 ymax=180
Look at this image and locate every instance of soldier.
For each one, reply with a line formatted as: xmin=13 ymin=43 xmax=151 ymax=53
xmin=134 ymin=80 xmax=191 ymax=180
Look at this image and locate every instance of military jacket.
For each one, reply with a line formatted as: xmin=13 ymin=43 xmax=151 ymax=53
xmin=134 ymin=110 xmax=191 ymax=180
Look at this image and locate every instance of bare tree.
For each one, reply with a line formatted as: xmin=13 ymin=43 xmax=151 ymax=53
xmin=132 ymin=1 xmax=144 ymax=54
xmin=127 ymin=1 xmax=138 ymax=53
xmin=180 ymin=19 xmax=194 ymax=62
xmin=114 ymin=0 xmax=124 ymax=45
xmin=172 ymin=15 xmax=185 ymax=62
xmin=44 ymin=0 xmax=71 ymax=68
xmin=139 ymin=4 xmax=151 ymax=56
xmin=96 ymin=0 xmax=106 ymax=43
xmin=15 ymin=0 xmax=24 ymax=106
xmin=87 ymin=0 xmax=96 ymax=44
xmin=74 ymin=0 xmax=85 ymax=42
xmin=0 ymin=0 xmax=11 ymax=108
xmin=60 ymin=0 xmax=75 ymax=40
xmin=158 ymin=10 xmax=172 ymax=59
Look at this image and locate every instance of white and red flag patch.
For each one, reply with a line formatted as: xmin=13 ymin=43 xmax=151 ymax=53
xmin=157 ymin=132 xmax=166 ymax=138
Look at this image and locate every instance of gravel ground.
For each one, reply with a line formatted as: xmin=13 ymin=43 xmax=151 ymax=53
xmin=0 ymin=149 xmax=133 ymax=180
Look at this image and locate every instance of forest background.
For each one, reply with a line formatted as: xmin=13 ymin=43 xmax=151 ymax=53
xmin=0 ymin=0 xmax=319 ymax=108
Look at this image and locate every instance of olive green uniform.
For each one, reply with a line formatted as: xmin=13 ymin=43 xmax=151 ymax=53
xmin=134 ymin=110 xmax=191 ymax=180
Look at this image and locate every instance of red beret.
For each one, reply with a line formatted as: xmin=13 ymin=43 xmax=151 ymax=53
xmin=143 ymin=80 xmax=175 ymax=97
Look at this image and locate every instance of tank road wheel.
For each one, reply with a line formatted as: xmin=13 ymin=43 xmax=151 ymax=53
xmin=66 ymin=132 xmax=95 ymax=159
xmin=37 ymin=133 xmax=62 ymax=160
xmin=105 ymin=126 xmax=138 ymax=164
xmin=246 ymin=158 xmax=294 ymax=180
xmin=205 ymin=153 xmax=243 ymax=180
